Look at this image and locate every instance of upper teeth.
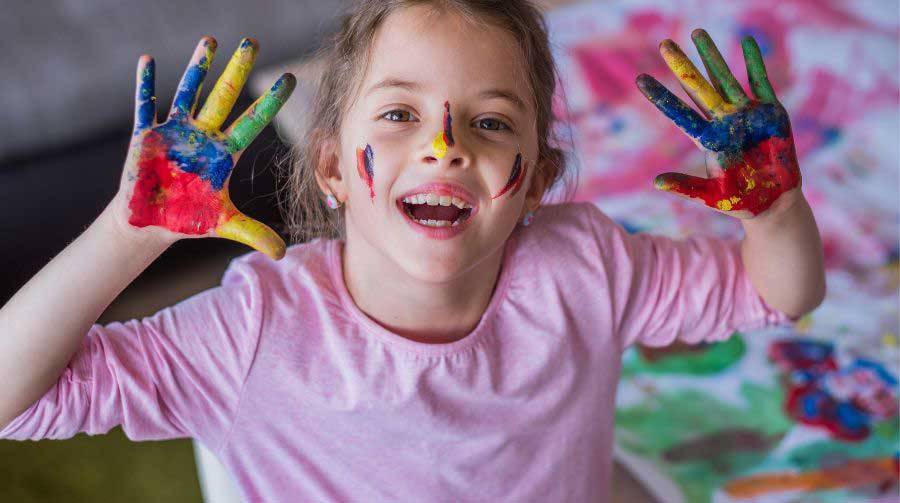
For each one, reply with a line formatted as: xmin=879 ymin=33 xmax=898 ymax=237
xmin=401 ymin=193 xmax=473 ymax=209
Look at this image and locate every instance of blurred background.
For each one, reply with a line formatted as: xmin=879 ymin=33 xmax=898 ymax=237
xmin=1 ymin=0 xmax=897 ymax=502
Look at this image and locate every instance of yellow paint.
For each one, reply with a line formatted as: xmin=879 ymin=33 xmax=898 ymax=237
xmin=216 ymin=201 xmax=286 ymax=260
xmin=660 ymin=41 xmax=731 ymax=116
xmin=432 ymin=132 xmax=447 ymax=159
xmin=882 ymin=332 xmax=898 ymax=346
xmin=716 ymin=195 xmax=741 ymax=211
xmin=744 ymin=177 xmax=756 ymax=191
xmin=196 ymin=39 xmax=258 ymax=132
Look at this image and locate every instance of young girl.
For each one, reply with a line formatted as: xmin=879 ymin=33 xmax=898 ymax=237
xmin=0 ymin=0 xmax=825 ymax=501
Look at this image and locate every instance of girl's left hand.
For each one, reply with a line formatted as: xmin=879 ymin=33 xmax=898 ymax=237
xmin=636 ymin=29 xmax=801 ymax=220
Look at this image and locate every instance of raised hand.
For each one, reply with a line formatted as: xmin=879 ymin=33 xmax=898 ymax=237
xmin=118 ymin=36 xmax=295 ymax=259
xmin=636 ymin=29 xmax=801 ymax=219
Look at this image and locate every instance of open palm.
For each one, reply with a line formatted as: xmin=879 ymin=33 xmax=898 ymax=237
xmin=120 ymin=36 xmax=294 ymax=259
xmin=636 ymin=29 xmax=801 ymax=219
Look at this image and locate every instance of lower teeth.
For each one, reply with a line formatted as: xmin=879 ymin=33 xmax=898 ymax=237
xmin=415 ymin=219 xmax=456 ymax=227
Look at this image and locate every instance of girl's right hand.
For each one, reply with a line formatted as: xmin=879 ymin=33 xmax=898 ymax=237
xmin=108 ymin=36 xmax=295 ymax=260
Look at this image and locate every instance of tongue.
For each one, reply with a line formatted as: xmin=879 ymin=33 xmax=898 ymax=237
xmin=409 ymin=203 xmax=462 ymax=221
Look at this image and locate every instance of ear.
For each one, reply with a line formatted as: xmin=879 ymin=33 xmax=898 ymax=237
xmin=522 ymin=157 xmax=552 ymax=215
xmin=313 ymin=134 xmax=347 ymax=202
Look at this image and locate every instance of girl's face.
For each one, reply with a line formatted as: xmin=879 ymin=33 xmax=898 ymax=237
xmin=328 ymin=6 xmax=542 ymax=284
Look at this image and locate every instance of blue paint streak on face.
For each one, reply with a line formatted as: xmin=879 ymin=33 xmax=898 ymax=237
xmin=699 ymin=102 xmax=791 ymax=153
xmin=172 ymin=55 xmax=211 ymax=116
xmin=157 ymin=120 xmax=233 ymax=191
xmin=135 ymin=58 xmax=155 ymax=132
xmin=363 ymin=144 xmax=375 ymax=179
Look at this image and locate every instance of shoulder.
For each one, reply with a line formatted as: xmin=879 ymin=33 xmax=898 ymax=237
xmin=515 ymin=201 xmax=622 ymax=258
xmin=223 ymin=237 xmax=338 ymax=307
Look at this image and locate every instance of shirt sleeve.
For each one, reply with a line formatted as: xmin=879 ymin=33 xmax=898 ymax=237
xmin=583 ymin=203 xmax=796 ymax=350
xmin=0 ymin=256 xmax=263 ymax=451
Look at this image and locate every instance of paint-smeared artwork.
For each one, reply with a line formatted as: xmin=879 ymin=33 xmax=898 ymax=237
xmin=544 ymin=1 xmax=900 ymax=501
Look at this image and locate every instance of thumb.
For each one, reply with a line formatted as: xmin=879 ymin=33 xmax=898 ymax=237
xmin=215 ymin=201 xmax=286 ymax=260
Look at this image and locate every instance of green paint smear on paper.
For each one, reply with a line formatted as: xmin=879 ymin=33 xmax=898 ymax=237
xmin=622 ymin=332 xmax=746 ymax=377
xmin=615 ymin=382 xmax=792 ymax=502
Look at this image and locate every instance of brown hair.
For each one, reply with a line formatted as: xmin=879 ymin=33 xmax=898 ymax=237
xmin=276 ymin=0 xmax=576 ymax=244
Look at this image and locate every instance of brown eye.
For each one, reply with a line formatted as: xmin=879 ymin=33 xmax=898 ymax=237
xmin=475 ymin=117 xmax=510 ymax=131
xmin=382 ymin=109 xmax=414 ymax=122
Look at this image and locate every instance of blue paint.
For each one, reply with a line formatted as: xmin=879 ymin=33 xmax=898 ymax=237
xmin=157 ymin=120 xmax=233 ymax=191
xmin=172 ymin=54 xmax=211 ymax=116
xmin=135 ymin=58 xmax=155 ymax=132
xmin=636 ymin=74 xmax=706 ymax=138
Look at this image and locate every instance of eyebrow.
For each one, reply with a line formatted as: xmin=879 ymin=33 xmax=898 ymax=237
xmin=365 ymin=77 xmax=528 ymax=113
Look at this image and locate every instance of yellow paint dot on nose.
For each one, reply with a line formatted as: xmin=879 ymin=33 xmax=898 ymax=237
xmin=432 ymin=132 xmax=447 ymax=159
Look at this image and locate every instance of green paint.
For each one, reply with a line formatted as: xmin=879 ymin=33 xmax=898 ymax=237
xmin=741 ymin=36 xmax=777 ymax=103
xmin=622 ymin=333 xmax=746 ymax=377
xmin=692 ymin=29 xmax=749 ymax=107
xmin=615 ymin=382 xmax=793 ymax=502
xmin=227 ymin=73 xmax=296 ymax=153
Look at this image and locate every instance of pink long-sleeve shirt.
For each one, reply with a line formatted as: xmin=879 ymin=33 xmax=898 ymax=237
xmin=1 ymin=202 xmax=791 ymax=501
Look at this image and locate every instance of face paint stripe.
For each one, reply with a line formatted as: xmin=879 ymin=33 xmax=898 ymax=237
xmin=442 ymin=101 xmax=454 ymax=146
xmin=491 ymin=153 xmax=523 ymax=200
xmin=356 ymin=144 xmax=375 ymax=200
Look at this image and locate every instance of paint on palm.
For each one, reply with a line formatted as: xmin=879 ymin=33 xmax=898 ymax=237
xmin=491 ymin=153 xmax=527 ymax=200
xmin=126 ymin=37 xmax=295 ymax=259
xmin=636 ymin=30 xmax=800 ymax=216
xmin=356 ymin=144 xmax=375 ymax=201
xmin=431 ymin=101 xmax=455 ymax=158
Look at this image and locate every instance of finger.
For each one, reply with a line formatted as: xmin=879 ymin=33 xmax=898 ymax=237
xmin=133 ymin=55 xmax=156 ymax=133
xmin=169 ymin=36 xmax=217 ymax=119
xmin=659 ymin=39 xmax=729 ymax=118
xmin=215 ymin=203 xmax=286 ymax=260
xmin=655 ymin=171 xmax=749 ymax=214
xmin=741 ymin=35 xmax=778 ymax=103
xmin=225 ymin=72 xmax=296 ymax=153
xmin=636 ymin=74 xmax=708 ymax=141
xmin=195 ymin=37 xmax=259 ymax=132
xmin=691 ymin=29 xmax=750 ymax=108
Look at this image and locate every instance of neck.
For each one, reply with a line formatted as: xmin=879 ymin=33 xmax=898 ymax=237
xmin=341 ymin=227 xmax=505 ymax=344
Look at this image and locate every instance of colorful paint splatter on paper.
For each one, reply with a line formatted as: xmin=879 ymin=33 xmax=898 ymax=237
xmin=544 ymin=1 xmax=900 ymax=501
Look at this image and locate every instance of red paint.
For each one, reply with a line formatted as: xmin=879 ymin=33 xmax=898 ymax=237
xmin=491 ymin=153 xmax=527 ymax=200
xmin=128 ymin=133 xmax=226 ymax=234
xmin=657 ymin=136 xmax=800 ymax=215
xmin=356 ymin=146 xmax=375 ymax=200
xmin=441 ymin=101 xmax=454 ymax=147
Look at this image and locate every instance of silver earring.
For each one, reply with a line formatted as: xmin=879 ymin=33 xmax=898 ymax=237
xmin=522 ymin=210 xmax=534 ymax=226
xmin=325 ymin=194 xmax=340 ymax=209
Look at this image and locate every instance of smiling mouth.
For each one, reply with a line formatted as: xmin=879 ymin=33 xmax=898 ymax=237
xmin=398 ymin=199 xmax=474 ymax=227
